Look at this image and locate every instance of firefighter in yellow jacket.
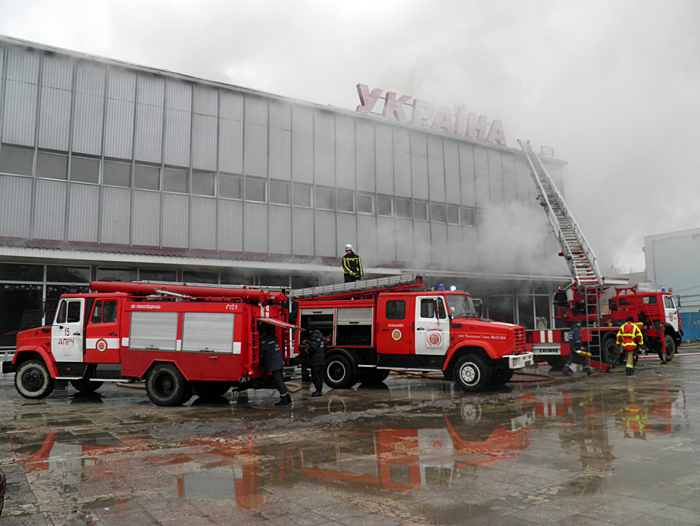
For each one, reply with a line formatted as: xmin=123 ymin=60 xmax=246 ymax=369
xmin=616 ymin=316 xmax=643 ymax=376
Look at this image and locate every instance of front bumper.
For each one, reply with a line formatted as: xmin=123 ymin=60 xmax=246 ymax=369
xmin=1 ymin=361 xmax=15 ymax=374
xmin=506 ymin=352 xmax=534 ymax=370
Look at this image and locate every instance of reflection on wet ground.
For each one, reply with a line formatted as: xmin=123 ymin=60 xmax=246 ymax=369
xmin=2 ymin=357 xmax=700 ymax=525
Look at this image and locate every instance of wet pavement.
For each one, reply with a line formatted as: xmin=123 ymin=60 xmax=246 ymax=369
xmin=1 ymin=353 xmax=700 ymax=525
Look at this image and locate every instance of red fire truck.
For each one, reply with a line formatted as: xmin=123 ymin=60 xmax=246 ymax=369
xmin=291 ymin=274 xmax=533 ymax=392
xmin=2 ymin=281 xmax=292 ymax=406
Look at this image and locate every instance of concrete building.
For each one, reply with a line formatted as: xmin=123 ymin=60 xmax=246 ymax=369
xmin=0 ymin=35 xmax=571 ymax=346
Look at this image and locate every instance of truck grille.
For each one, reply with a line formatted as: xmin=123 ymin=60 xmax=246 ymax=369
xmin=514 ymin=328 xmax=526 ymax=352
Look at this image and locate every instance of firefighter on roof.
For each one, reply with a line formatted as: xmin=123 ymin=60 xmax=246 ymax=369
xmin=616 ymin=316 xmax=643 ymax=376
xmin=342 ymin=244 xmax=364 ymax=282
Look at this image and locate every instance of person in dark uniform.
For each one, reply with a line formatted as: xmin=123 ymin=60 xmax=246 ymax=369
xmin=258 ymin=322 xmax=292 ymax=405
xmin=306 ymin=327 xmax=326 ymax=397
xmin=342 ymin=244 xmax=363 ymax=282
xmin=562 ymin=320 xmax=593 ymax=377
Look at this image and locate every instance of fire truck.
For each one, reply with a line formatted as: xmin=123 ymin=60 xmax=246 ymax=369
xmin=519 ymin=140 xmax=682 ymax=368
xmin=291 ymin=274 xmax=533 ymax=392
xmin=2 ymin=281 xmax=292 ymax=406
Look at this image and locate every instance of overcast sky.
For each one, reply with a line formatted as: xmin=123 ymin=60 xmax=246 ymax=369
xmin=1 ymin=0 xmax=698 ymax=275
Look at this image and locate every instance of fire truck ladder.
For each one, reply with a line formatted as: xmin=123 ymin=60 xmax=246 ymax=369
xmin=518 ymin=140 xmax=603 ymax=289
xmin=291 ymin=274 xmax=422 ymax=300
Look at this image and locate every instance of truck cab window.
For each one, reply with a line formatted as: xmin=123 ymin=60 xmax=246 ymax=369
xmin=385 ymin=300 xmax=406 ymax=320
xmin=103 ymin=301 xmax=118 ymax=323
xmin=420 ymin=298 xmax=447 ymax=319
xmin=67 ymin=302 xmax=81 ymax=323
xmin=91 ymin=301 xmax=103 ymax=324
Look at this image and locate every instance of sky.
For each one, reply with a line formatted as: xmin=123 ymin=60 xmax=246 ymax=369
xmin=1 ymin=0 xmax=698 ymax=276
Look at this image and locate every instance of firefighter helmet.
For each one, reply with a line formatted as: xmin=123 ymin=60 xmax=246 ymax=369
xmin=345 ymin=244 xmax=353 ymax=251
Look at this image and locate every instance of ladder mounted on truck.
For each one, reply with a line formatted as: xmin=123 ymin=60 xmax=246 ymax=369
xmin=291 ymin=274 xmax=423 ymax=300
xmin=518 ymin=140 xmax=603 ymax=289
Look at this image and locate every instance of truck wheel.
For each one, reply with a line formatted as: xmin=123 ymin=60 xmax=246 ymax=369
xmin=146 ymin=363 xmax=191 ymax=406
xmin=15 ymin=360 xmax=55 ymax=399
xmin=602 ymin=336 xmax=620 ymax=366
xmin=70 ymin=379 xmax=103 ymax=393
xmin=490 ymin=368 xmax=514 ymax=386
xmin=324 ymin=355 xmax=357 ymax=389
xmin=454 ymin=355 xmax=491 ymax=392
xmin=359 ymin=369 xmax=390 ymax=385
xmin=193 ymin=381 xmax=231 ymax=399
xmin=663 ymin=334 xmax=676 ymax=362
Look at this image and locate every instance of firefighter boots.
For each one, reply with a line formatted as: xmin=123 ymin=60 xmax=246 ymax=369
xmin=276 ymin=393 xmax=292 ymax=406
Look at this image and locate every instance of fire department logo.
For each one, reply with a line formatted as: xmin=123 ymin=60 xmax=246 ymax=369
xmin=96 ymin=339 xmax=108 ymax=353
xmin=391 ymin=329 xmax=402 ymax=341
xmin=427 ymin=331 xmax=442 ymax=348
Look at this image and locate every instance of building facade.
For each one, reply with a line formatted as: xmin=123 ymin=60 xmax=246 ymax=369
xmin=0 ymin=36 xmax=570 ymax=346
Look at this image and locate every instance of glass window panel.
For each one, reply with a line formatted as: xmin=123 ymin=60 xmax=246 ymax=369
xmin=45 ymin=285 xmax=88 ymax=319
xmin=192 ymin=171 xmax=215 ymax=196
xmin=0 ymin=263 xmax=43 ymax=282
xmin=139 ymin=269 xmax=177 ymax=281
xmin=183 ymin=271 xmax=219 ymax=284
xmin=219 ymin=173 xmax=242 ymax=199
xmin=134 ymin=164 xmax=160 ymax=191
xmin=316 ymin=187 xmax=335 ymax=210
xmin=463 ymin=207 xmax=477 ymax=227
xmin=47 ymin=266 xmax=90 ymax=283
xmin=337 ymin=190 xmax=354 ymax=213
xmin=36 ymin=151 xmax=68 ymax=180
xmin=357 ymin=194 xmax=373 ymax=214
xmin=293 ymin=184 xmax=312 ymax=207
xmin=70 ymin=156 xmax=100 ymax=184
xmin=377 ymin=195 xmax=393 ymax=217
xmin=0 ymin=284 xmax=43 ymax=348
xmin=385 ymin=300 xmax=406 ymax=320
xmin=518 ymin=295 xmax=534 ymax=329
xmin=245 ymin=178 xmax=266 ymax=202
xmin=91 ymin=301 xmax=103 ymax=324
xmin=164 ymin=167 xmax=188 ymax=193
xmin=395 ymin=198 xmax=412 ymax=219
xmin=96 ymin=268 xmax=137 ymax=282
xmin=414 ymin=201 xmax=428 ymax=221
xmin=447 ymin=205 xmax=460 ymax=224
xmin=270 ymin=181 xmax=290 ymax=205
xmin=431 ymin=203 xmax=446 ymax=223
xmin=0 ymin=145 xmax=34 ymax=176
xmin=103 ymin=160 xmax=131 ymax=187
xmin=103 ymin=301 xmax=118 ymax=323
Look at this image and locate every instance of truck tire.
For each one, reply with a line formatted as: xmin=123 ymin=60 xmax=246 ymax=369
xmin=490 ymin=368 xmax=514 ymax=386
xmin=146 ymin=363 xmax=191 ymax=406
xmin=663 ymin=334 xmax=676 ymax=362
xmin=70 ymin=379 xmax=103 ymax=393
xmin=15 ymin=360 xmax=55 ymax=399
xmin=454 ymin=355 xmax=492 ymax=392
xmin=602 ymin=336 xmax=620 ymax=366
xmin=193 ymin=381 xmax=231 ymax=399
xmin=359 ymin=368 xmax=390 ymax=385
xmin=324 ymin=354 xmax=357 ymax=389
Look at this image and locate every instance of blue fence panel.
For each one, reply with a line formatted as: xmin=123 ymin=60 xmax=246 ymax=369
xmin=680 ymin=313 xmax=700 ymax=342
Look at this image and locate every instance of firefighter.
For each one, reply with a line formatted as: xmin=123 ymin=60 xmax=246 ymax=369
xmin=258 ymin=322 xmax=292 ymax=405
xmin=306 ymin=326 xmax=326 ymax=397
xmin=616 ymin=316 xmax=643 ymax=376
xmin=562 ymin=320 xmax=593 ymax=377
xmin=342 ymin=244 xmax=363 ymax=282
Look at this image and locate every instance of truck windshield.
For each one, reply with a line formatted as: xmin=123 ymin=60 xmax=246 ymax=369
xmin=446 ymin=294 xmax=477 ymax=319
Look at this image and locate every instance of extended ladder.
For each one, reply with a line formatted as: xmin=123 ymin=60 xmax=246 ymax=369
xmin=291 ymin=274 xmax=423 ymax=300
xmin=518 ymin=140 xmax=603 ymax=289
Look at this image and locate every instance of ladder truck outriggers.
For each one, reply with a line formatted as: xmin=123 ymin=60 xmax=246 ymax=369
xmin=519 ymin=140 xmax=682 ymax=369
xmin=290 ymin=274 xmax=533 ymax=392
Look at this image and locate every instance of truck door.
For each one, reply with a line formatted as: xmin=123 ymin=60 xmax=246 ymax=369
xmin=52 ymin=298 xmax=85 ymax=363
xmin=85 ymin=299 xmax=121 ymax=364
xmin=376 ymin=296 xmax=414 ymax=355
xmin=663 ymin=295 xmax=680 ymax=333
xmin=415 ymin=296 xmax=449 ymax=355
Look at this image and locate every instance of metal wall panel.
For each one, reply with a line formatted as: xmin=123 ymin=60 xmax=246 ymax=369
xmin=336 ymin=213 xmax=356 ymax=257
xmin=104 ymin=98 xmax=134 ymax=159
xmin=445 ymin=141 xmax=460 ymax=204
xmin=107 ymin=68 xmax=136 ymax=101
xmin=166 ymin=79 xmax=191 ymax=111
xmin=376 ymin=147 xmax=393 ymax=195
xmin=292 ymin=106 xmax=313 ymax=134
xmin=162 ymin=193 xmax=189 ymax=248
xmin=245 ymin=95 xmax=267 ymax=125
xmin=6 ymin=46 xmax=40 ymax=83
xmin=393 ymin=127 xmax=410 ymax=153
xmin=75 ymin=62 xmax=105 ymax=95
xmin=192 ymin=114 xmax=217 ymax=170
xmin=217 ymin=199 xmax=243 ymax=251
xmin=0 ymin=175 xmax=31 ymax=237
xmin=292 ymin=207 xmax=314 ymax=255
xmin=395 ymin=218 xmax=413 ymax=262
xmin=411 ymin=155 xmax=428 ymax=199
xmin=314 ymin=210 xmax=335 ymax=257
xmin=430 ymin=223 xmax=448 ymax=264
xmin=193 ymin=85 xmax=217 ymax=116
xmin=413 ymin=221 xmax=431 ymax=266
xmin=336 ymin=114 xmax=354 ymax=143
xmin=67 ymin=183 xmax=99 ymax=242
xmin=243 ymin=202 xmax=267 ymax=253
xmin=314 ymin=134 xmax=334 ymax=186
xmin=34 ymin=179 xmax=66 ymax=240
xmin=356 ymin=119 xmax=374 ymax=146
xmin=132 ymin=190 xmax=160 ymax=246
xmin=219 ymin=90 xmax=243 ymax=121
xmin=269 ymin=127 xmax=291 ymax=180
xmin=357 ymin=215 xmax=377 ymax=263
xmin=515 ymin=155 xmax=533 ymax=205
xmin=427 ymin=136 xmax=443 ymax=159
xmin=428 ymin=156 xmax=445 ymax=202
xmin=135 ymin=103 xmax=164 ymax=163
xmin=291 ymin=131 xmax=313 ymax=183
xmin=335 ymin=140 xmax=355 ymax=190
xmin=41 ymin=54 xmax=72 ymax=89
xmin=463 ymin=227 xmax=479 ymax=267
xmin=314 ymin=110 xmax=334 ymax=138
xmin=219 ymin=119 xmax=243 ymax=174
xmin=459 ymin=143 xmax=476 ymax=207
xmin=72 ymin=93 xmax=104 ymax=155
xmin=190 ymin=196 xmax=216 ymax=250
xmin=100 ymin=187 xmax=131 ymax=244
xmin=2 ymin=80 xmax=37 ymax=146
xmin=375 ymin=124 xmax=392 ymax=150
xmin=356 ymin=144 xmax=374 ymax=192
xmin=377 ymin=217 xmax=395 ymax=262
xmin=164 ymin=109 xmax=190 ymax=166
xmin=394 ymin=150 xmax=411 ymax=198
xmin=137 ymin=74 xmax=164 ymax=106
xmin=502 ymin=153 xmax=517 ymax=202
xmin=269 ymin=205 xmax=292 ymax=254
xmin=473 ymin=146 xmax=489 ymax=207
xmin=410 ymin=131 xmax=427 ymax=156
xmin=447 ymin=224 xmax=463 ymax=263
xmin=244 ymin=123 xmax=267 ymax=177
xmin=269 ymin=100 xmax=291 ymax=130
xmin=488 ymin=149 xmax=504 ymax=205
xmin=38 ymin=87 xmax=71 ymax=151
